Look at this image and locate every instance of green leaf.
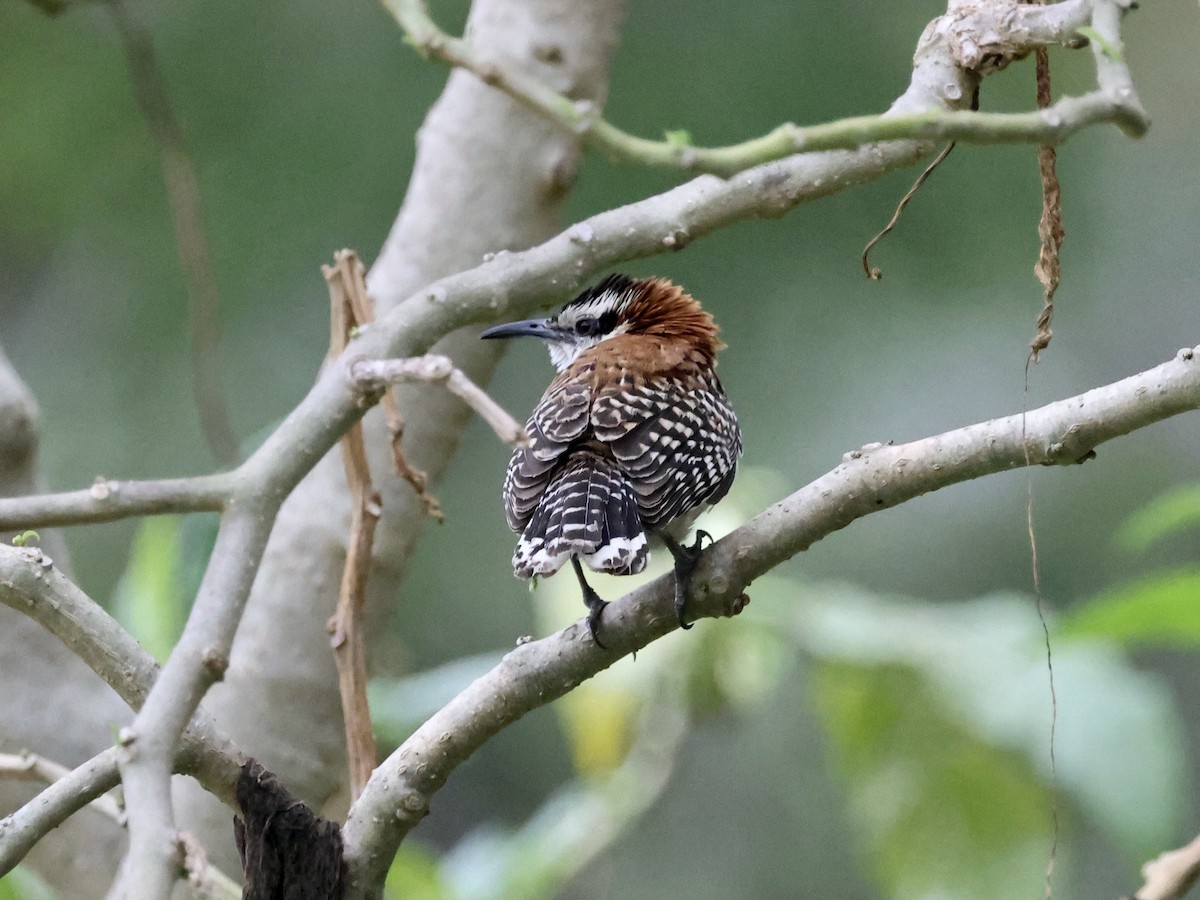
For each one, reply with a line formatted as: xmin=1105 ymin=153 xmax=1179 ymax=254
xmin=1115 ymin=484 xmax=1200 ymax=552
xmin=1060 ymin=567 xmax=1200 ymax=647
xmin=110 ymin=513 xmax=218 ymax=662
xmin=780 ymin=584 xmax=1187 ymax=892
xmin=812 ymin=661 xmax=1051 ymax=900
xmin=0 ymin=865 xmax=61 ymax=900
xmin=663 ymin=128 xmax=693 ymax=148
xmin=383 ymin=843 xmax=446 ymax=900
xmin=111 ymin=517 xmax=184 ymax=661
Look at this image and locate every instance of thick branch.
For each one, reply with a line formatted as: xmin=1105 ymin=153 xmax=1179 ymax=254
xmin=341 ymin=346 xmax=1200 ymax=894
xmin=113 ymin=498 xmax=279 ymax=898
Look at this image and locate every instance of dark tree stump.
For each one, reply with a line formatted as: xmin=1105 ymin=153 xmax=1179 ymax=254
xmin=234 ymin=760 xmax=346 ymax=899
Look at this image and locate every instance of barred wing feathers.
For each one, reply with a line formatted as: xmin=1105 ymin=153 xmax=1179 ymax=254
xmin=594 ymin=371 xmax=741 ymax=529
xmin=503 ymin=361 xmax=740 ymax=577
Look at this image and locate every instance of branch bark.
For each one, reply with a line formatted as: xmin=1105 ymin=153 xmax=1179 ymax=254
xmin=341 ymin=345 xmax=1200 ymax=895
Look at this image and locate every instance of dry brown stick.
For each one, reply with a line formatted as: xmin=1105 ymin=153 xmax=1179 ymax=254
xmin=335 ymin=249 xmax=443 ymax=520
xmin=1127 ymin=834 xmax=1200 ymax=900
xmin=107 ymin=0 xmax=239 ymax=467
xmin=324 ymin=253 xmax=383 ymax=802
xmin=1031 ymin=42 xmax=1065 ymax=361
xmin=861 ymin=141 xmax=957 ymax=280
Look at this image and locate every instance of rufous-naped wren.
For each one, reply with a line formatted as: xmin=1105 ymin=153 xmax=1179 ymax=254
xmin=482 ymin=274 xmax=742 ymax=645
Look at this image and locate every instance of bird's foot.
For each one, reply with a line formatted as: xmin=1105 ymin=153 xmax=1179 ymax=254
xmin=663 ymin=531 xmax=712 ymax=630
xmin=583 ymin=587 xmax=609 ymax=650
xmin=571 ymin=556 xmax=610 ymax=649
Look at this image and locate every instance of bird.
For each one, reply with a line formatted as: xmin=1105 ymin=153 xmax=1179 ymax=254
xmin=481 ymin=274 xmax=741 ymax=646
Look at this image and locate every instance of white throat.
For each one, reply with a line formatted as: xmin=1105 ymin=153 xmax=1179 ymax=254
xmin=548 ymin=338 xmax=597 ymax=372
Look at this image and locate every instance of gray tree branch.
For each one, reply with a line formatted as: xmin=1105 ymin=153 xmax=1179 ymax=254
xmin=0 ymin=540 xmax=245 ymax=876
xmin=341 ymin=345 xmax=1200 ymax=896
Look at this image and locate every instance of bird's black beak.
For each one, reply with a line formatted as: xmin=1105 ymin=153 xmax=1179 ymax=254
xmin=479 ymin=318 xmax=560 ymax=341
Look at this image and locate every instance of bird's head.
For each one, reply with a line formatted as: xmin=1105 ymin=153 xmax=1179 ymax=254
xmin=480 ymin=274 xmax=722 ymax=372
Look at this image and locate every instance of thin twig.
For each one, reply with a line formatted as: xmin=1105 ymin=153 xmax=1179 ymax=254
xmin=350 ymin=356 xmax=528 ymax=447
xmin=383 ymin=0 xmax=1144 ymax=177
xmin=107 ymin=0 xmax=239 ymax=467
xmin=327 ymin=250 xmax=444 ymax=520
xmin=0 ymin=473 xmax=232 ymax=530
xmin=324 ymin=252 xmax=383 ymax=801
xmin=0 ymin=752 xmax=125 ymax=826
xmin=1022 ymin=7 xmax=1063 ymax=894
xmin=861 ymin=141 xmax=957 ymax=280
xmin=178 ymin=832 xmax=241 ymax=900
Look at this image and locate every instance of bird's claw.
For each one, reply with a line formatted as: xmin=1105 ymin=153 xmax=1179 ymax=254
xmin=585 ymin=593 xmax=609 ymax=650
xmin=664 ymin=532 xmax=712 ymax=630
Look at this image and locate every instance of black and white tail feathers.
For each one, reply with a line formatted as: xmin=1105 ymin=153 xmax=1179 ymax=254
xmin=512 ymin=452 xmax=648 ymax=579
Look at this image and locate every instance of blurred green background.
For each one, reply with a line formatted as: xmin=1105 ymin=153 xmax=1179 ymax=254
xmin=3 ymin=0 xmax=1200 ymax=897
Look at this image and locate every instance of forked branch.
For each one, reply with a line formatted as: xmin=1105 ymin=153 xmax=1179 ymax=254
xmin=384 ymin=0 xmax=1146 ymax=176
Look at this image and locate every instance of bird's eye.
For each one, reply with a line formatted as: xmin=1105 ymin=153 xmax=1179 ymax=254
xmin=575 ymin=316 xmax=600 ymax=337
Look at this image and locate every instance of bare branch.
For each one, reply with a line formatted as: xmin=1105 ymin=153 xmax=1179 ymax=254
xmin=342 ymin=345 xmax=1200 ymax=893
xmin=113 ymin=500 xmax=276 ymax=899
xmin=0 ymin=474 xmax=232 ymax=530
xmin=0 ymin=544 xmax=245 ymax=876
xmin=0 ymin=751 xmax=125 ymax=827
xmin=350 ymin=356 xmax=527 ymax=447
xmin=0 ymin=543 xmax=239 ymax=780
xmin=1129 ymin=833 xmax=1200 ymax=900
xmin=178 ymin=832 xmax=241 ymax=900
xmin=0 ymin=748 xmax=125 ymax=875
xmin=384 ymin=0 xmax=1146 ymax=176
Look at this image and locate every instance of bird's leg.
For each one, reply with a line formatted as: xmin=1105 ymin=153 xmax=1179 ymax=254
xmin=571 ymin=556 xmax=609 ymax=649
xmin=660 ymin=530 xmax=712 ymax=630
